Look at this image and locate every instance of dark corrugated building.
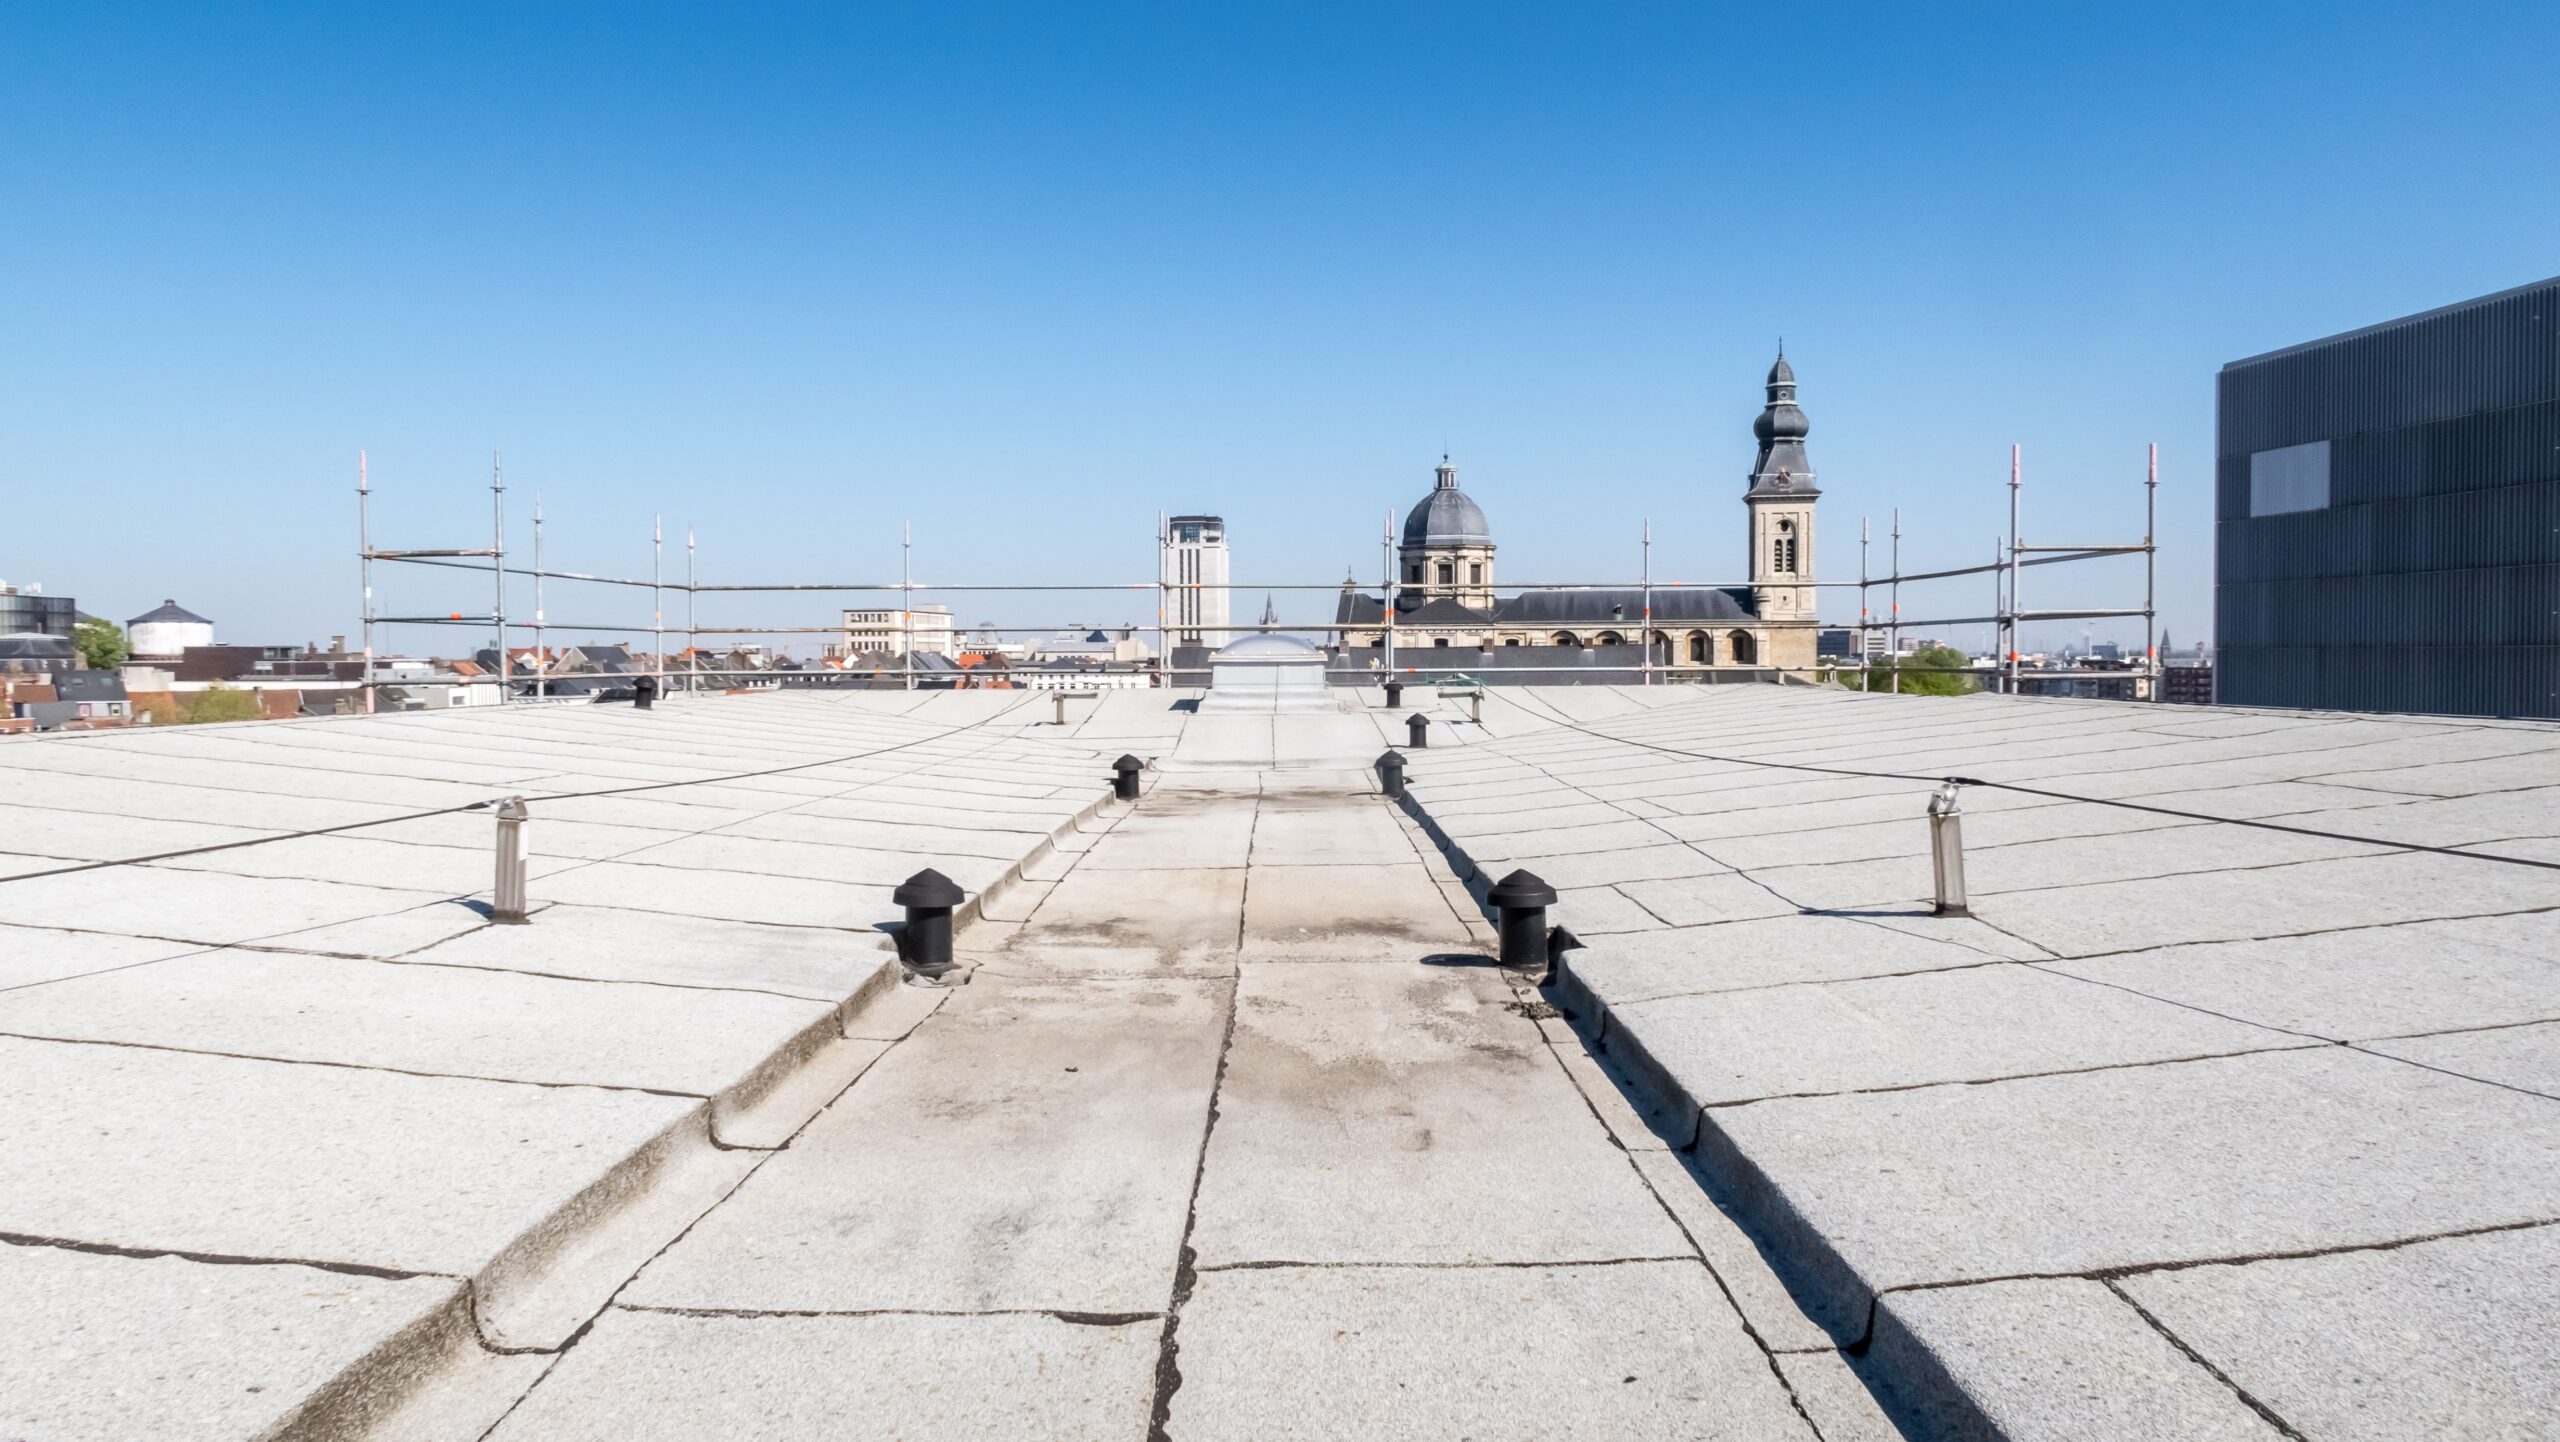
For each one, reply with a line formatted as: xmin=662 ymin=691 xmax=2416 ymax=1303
xmin=2216 ymin=276 xmax=2560 ymax=718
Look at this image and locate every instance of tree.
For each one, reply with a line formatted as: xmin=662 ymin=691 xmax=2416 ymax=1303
xmin=181 ymin=683 xmax=263 ymax=724
xmin=74 ymin=618 xmax=128 ymax=671
xmin=1832 ymin=644 xmax=1977 ymax=696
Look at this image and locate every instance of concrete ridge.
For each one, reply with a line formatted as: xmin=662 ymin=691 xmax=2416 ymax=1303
xmin=244 ymin=776 xmax=1137 ymax=1437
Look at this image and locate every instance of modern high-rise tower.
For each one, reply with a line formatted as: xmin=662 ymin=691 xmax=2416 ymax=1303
xmin=1161 ymin=514 xmax=1231 ymax=646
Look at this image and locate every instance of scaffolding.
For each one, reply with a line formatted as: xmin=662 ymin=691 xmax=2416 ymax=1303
xmin=353 ymin=446 xmax=2162 ymax=700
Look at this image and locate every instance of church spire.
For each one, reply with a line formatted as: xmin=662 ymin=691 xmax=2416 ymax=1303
xmin=1748 ymin=347 xmax=1817 ymax=497
xmin=1260 ymin=594 xmax=1280 ymax=627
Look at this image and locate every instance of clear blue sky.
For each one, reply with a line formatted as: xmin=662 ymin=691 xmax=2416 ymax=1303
xmin=5 ymin=3 xmax=2555 ymax=654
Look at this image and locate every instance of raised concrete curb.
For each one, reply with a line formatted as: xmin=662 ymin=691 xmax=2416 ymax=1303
xmin=271 ymin=769 xmax=1143 ymax=1434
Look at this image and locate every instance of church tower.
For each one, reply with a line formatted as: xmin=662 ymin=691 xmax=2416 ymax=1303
xmin=1745 ymin=349 xmax=1819 ymax=622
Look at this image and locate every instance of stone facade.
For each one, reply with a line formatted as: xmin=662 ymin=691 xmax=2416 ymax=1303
xmin=1337 ymin=353 xmax=1823 ymax=672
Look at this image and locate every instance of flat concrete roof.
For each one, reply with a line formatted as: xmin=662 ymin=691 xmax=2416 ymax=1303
xmin=0 ymin=690 xmax=1131 ymax=1433
xmin=1401 ymin=683 xmax=2560 ymax=1439
xmin=7 ymin=682 xmax=2555 ymax=1439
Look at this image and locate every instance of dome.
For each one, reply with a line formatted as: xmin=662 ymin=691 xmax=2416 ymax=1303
xmin=1214 ymin=632 xmax=1320 ymax=659
xmin=1752 ymin=348 xmax=1809 ymax=444
xmin=1753 ymin=400 xmax=1809 ymax=443
xmin=1401 ymin=457 xmax=1492 ymax=548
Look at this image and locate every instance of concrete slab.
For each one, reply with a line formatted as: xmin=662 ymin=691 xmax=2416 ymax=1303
xmin=1532 ymin=1011 xmax=1684 ymax=1152
xmin=1869 ymin=1278 xmax=2281 ymax=1442
xmin=1984 ymin=851 xmax=2560 ymax=959
xmin=1700 ymin=1047 xmax=2560 ymax=1331
xmin=1629 ymin=1150 xmax=1836 ymax=1354
xmin=1166 ymin=1261 xmax=1817 ymax=1441
xmin=2365 ymin=1019 xmax=2560 ymax=1096
xmin=389 ymin=903 xmax=894 ymax=998
xmin=1239 ymin=863 xmax=1474 ymax=959
xmin=2052 ymin=911 xmax=2560 ymax=1040
xmin=523 ymin=860 xmax=894 ymax=930
xmin=1564 ymin=914 xmax=2042 ymax=1006
xmin=0 ymin=950 xmax=839 ymax=1095
xmin=0 ymin=1244 xmax=464 ymax=1442
xmin=1447 ymin=842 xmax=1731 ymax=890
xmin=1774 ymin=1350 xmax=1908 ymax=1442
xmin=248 ymin=901 xmax=495 ymax=960
xmin=0 ymin=1035 xmax=698 ymax=1276
xmin=1189 ymin=962 xmax=1687 ymax=1267
xmin=0 ymin=804 xmax=268 ymax=862
xmin=1612 ymin=870 xmax=1801 ymax=927
xmin=0 ymin=866 xmax=454 ymax=948
xmin=1010 ymin=864 xmax=1245 ymax=967
xmin=1245 ymin=801 xmax=1417 ymax=865
xmin=486 ymin=1306 xmax=1160 ymax=1442
xmin=1077 ymin=798 xmax=1258 ymax=869
xmin=1615 ymin=963 xmax=2294 ymax=1109
xmin=621 ymin=974 xmax=1225 ymax=1314
xmin=2119 ymin=1223 xmax=2560 ymax=1442
xmin=0 ymin=923 xmax=202 ymax=990
xmin=1553 ymin=882 xmax=1671 ymax=934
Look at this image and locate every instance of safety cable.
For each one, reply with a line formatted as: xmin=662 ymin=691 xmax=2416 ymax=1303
xmin=1491 ymin=690 xmax=2560 ymax=875
xmin=0 ymin=694 xmax=1051 ymax=886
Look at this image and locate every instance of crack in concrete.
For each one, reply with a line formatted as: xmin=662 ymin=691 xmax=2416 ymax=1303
xmin=1193 ymin=1254 xmax=1702 ymax=1273
xmin=0 ymin=1227 xmax=451 ymax=1282
xmin=1874 ymin=1214 xmax=2560 ymax=1301
xmin=1698 ymin=1042 xmax=2327 ymax=1111
xmin=2102 ymin=1278 xmax=2312 ymax=1440
xmin=1506 ymin=965 xmax=1836 ymax=1437
xmin=0 ymin=1029 xmax=715 ymax=1100
xmin=1143 ymin=960 xmax=1243 ymax=1442
xmin=616 ymin=1302 xmax=1162 ymax=1326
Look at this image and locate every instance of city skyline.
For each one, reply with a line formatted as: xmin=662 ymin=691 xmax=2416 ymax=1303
xmin=6 ymin=4 xmax=2558 ymax=648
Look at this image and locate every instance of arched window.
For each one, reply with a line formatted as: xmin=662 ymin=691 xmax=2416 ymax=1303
xmin=1432 ymin=637 xmax=1449 ymax=648
xmin=1594 ymin=631 xmax=1625 ymax=647
xmin=1468 ymin=562 xmax=1484 ymax=585
xmin=1775 ymin=519 xmax=1798 ymax=575
xmin=1503 ymin=637 xmax=1521 ymax=647
xmin=1687 ymin=631 xmax=1710 ymax=664
xmin=1553 ymin=632 xmax=1579 ymax=648
xmin=1729 ymin=630 xmax=1757 ymax=665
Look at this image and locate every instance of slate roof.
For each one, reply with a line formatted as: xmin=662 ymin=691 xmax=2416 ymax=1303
xmin=1335 ymin=587 xmax=1759 ymax=627
xmin=127 ymin=599 xmax=211 ymax=626
xmin=53 ymin=671 xmax=127 ymax=702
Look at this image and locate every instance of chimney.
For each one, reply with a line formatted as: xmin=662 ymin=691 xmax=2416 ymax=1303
xmin=331 ymin=635 xmax=346 ymax=656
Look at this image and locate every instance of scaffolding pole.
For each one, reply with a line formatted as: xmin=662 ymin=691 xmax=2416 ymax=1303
xmin=2146 ymin=442 xmax=2159 ymax=703
xmin=492 ymin=453 xmax=509 ymax=704
xmin=2006 ymin=445 xmax=2023 ymax=696
xmin=533 ymin=493 xmax=546 ymax=701
xmin=1640 ymin=519 xmax=1653 ymax=687
xmin=1858 ymin=515 xmax=1871 ymax=690
xmin=1990 ymin=535 xmax=2002 ymax=666
xmin=687 ymin=525 xmax=698 ymax=694
xmin=652 ymin=516 xmax=664 ymax=694
xmin=1381 ymin=510 xmax=1397 ymax=683
xmin=359 ymin=452 xmax=375 ymax=716
xmin=1154 ymin=512 xmax=1167 ymax=689
xmin=901 ymin=520 xmax=913 ymax=693
xmin=1888 ymin=507 xmax=1902 ymax=694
